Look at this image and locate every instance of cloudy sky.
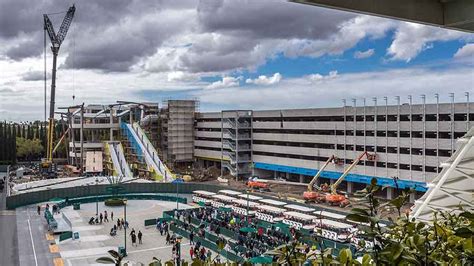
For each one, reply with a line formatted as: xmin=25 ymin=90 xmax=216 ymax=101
xmin=0 ymin=0 xmax=473 ymax=121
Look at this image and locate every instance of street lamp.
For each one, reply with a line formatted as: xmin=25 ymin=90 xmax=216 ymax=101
xmin=123 ymin=200 xmax=127 ymax=257
xmin=95 ymin=177 xmax=99 ymax=218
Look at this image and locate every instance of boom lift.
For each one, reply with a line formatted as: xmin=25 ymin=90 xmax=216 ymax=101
xmin=41 ymin=5 xmax=75 ymax=176
xmin=325 ymin=151 xmax=375 ymax=207
xmin=303 ymin=155 xmax=340 ymax=202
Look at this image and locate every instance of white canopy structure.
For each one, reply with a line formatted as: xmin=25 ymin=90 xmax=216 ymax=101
xmin=284 ymin=204 xmax=315 ymax=213
xmin=257 ymin=205 xmax=287 ymax=214
xmin=411 ymin=128 xmax=474 ymax=222
xmin=259 ymin=199 xmax=287 ymax=206
xmin=314 ymin=210 xmax=346 ymax=220
xmin=193 ymin=190 xmax=216 ymax=197
xmin=219 ymin=190 xmax=242 ymax=196
xmin=211 ymin=194 xmax=236 ymax=202
xmin=238 ymin=194 xmax=263 ymax=200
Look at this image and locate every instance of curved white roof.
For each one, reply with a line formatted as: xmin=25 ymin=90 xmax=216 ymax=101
xmin=193 ymin=190 xmax=216 ymax=196
xmin=257 ymin=205 xmax=286 ymax=214
xmin=284 ymin=211 xmax=317 ymax=221
xmin=238 ymin=194 xmax=263 ymax=200
xmin=231 ymin=199 xmax=259 ymax=207
xmin=411 ymin=128 xmax=474 ymax=222
xmin=284 ymin=204 xmax=315 ymax=213
xmin=314 ymin=210 xmax=346 ymax=220
xmin=219 ymin=190 xmax=242 ymax=196
xmin=316 ymin=219 xmax=352 ymax=229
xmin=211 ymin=194 xmax=236 ymax=202
xmin=259 ymin=199 xmax=287 ymax=206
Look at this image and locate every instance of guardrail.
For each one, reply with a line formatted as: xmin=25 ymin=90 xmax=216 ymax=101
xmin=6 ymin=182 xmax=221 ymax=209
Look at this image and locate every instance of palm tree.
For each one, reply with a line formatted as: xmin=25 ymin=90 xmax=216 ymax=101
xmin=96 ymin=250 xmax=124 ymax=266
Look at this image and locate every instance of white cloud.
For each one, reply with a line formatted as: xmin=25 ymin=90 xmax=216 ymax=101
xmin=354 ymin=48 xmax=374 ymax=59
xmin=205 ymin=76 xmax=241 ymax=90
xmin=308 ymin=70 xmax=338 ymax=82
xmin=167 ymin=71 xmax=198 ymax=82
xmin=387 ymin=22 xmax=469 ymax=62
xmin=454 ymin=43 xmax=474 ymax=59
xmin=246 ymin=73 xmax=282 ymax=85
xmin=197 ymin=66 xmax=473 ymax=111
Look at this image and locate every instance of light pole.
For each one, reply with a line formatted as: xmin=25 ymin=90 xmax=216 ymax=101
xmin=246 ymin=189 xmax=249 ymax=225
xmin=95 ymin=177 xmax=99 ymax=218
xmin=123 ymin=200 xmax=127 ymax=257
xmin=176 ymin=181 xmax=179 ymax=211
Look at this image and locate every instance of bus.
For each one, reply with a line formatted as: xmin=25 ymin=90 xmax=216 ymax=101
xmin=231 ymin=198 xmax=259 ymax=216
xmin=284 ymin=204 xmax=315 ymax=214
xmin=210 ymin=194 xmax=236 ymax=208
xmin=192 ymin=190 xmax=216 ymax=205
xmin=282 ymin=211 xmax=318 ymax=230
xmin=256 ymin=205 xmax=286 ymax=223
xmin=258 ymin=198 xmax=287 ymax=207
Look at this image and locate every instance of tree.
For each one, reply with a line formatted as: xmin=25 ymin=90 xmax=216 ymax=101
xmin=16 ymin=137 xmax=43 ymax=160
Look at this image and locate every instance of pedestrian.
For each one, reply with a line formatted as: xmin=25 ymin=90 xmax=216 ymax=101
xmin=99 ymin=213 xmax=103 ymax=224
xmin=117 ymin=219 xmax=121 ymax=230
xmin=206 ymin=249 xmax=212 ymax=262
xmin=124 ymin=220 xmax=129 ymax=229
xmin=37 ymin=205 xmax=41 ymax=215
xmin=159 ymin=223 xmax=163 ymax=236
xmin=111 ymin=211 xmax=114 ymax=221
xmin=138 ymin=230 xmax=142 ymax=244
xmin=166 ymin=232 xmax=171 ymax=245
xmin=189 ymin=231 xmax=194 ymax=245
xmin=130 ymin=228 xmax=135 ymax=236
xmin=131 ymin=232 xmax=137 ymax=247
xmin=104 ymin=210 xmax=108 ymax=222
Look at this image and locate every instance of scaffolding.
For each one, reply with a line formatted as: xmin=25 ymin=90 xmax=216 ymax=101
xmin=160 ymin=99 xmax=198 ymax=168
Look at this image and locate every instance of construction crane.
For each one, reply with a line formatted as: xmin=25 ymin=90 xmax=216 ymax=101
xmin=41 ymin=5 xmax=75 ymax=175
xmin=325 ymin=151 xmax=376 ymax=207
xmin=303 ymin=155 xmax=340 ymax=202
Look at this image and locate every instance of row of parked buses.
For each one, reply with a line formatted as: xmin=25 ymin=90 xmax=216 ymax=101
xmin=192 ymin=190 xmax=385 ymax=243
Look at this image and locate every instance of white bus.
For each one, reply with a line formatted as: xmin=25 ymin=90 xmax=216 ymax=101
xmin=284 ymin=204 xmax=316 ymax=214
xmin=258 ymin=198 xmax=287 ymax=207
xmin=210 ymin=194 xmax=236 ymax=208
xmin=231 ymin=198 xmax=259 ymax=216
xmin=192 ymin=190 xmax=216 ymax=205
xmin=256 ymin=205 xmax=286 ymax=223
xmin=282 ymin=211 xmax=318 ymax=230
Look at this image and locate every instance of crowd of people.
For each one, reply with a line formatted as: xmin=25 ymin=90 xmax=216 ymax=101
xmin=171 ymin=207 xmax=297 ymax=259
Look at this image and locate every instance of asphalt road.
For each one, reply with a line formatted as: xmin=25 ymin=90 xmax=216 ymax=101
xmin=0 ymin=174 xmax=19 ymax=266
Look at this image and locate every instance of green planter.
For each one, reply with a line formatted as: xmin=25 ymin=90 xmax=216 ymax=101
xmin=105 ymin=198 xmax=126 ymax=206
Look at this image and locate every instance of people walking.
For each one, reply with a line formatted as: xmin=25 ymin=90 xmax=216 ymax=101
xmin=189 ymin=231 xmax=194 ymax=245
xmin=37 ymin=205 xmax=41 ymax=215
xmin=99 ymin=213 xmax=103 ymax=224
xmin=104 ymin=210 xmax=108 ymax=222
xmin=138 ymin=230 xmax=142 ymax=244
xmin=131 ymin=232 xmax=137 ymax=247
xmin=117 ymin=219 xmax=121 ymax=230
xmin=166 ymin=232 xmax=171 ymax=245
xmin=111 ymin=211 xmax=114 ymax=221
xmin=189 ymin=246 xmax=194 ymax=259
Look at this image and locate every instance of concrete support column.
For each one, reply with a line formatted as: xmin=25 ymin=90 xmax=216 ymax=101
xmin=273 ymin=171 xmax=277 ymax=179
xmin=347 ymin=182 xmax=353 ymax=194
xmin=299 ymin=174 xmax=304 ymax=183
xmin=387 ymin=187 xmax=394 ymax=200
xmin=286 ymin=172 xmax=290 ymax=180
xmin=409 ymin=192 xmax=416 ymax=203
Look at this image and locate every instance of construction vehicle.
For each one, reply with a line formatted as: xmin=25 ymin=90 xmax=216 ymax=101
xmin=325 ymin=151 xmax=375 ymax=207
xmin=303 ymin=155 xmax=341 ymax=202
xmin=40 ymin=5 xmax=75 ymax=177
xmin=247 ymin=176 xmax=269 ymax=190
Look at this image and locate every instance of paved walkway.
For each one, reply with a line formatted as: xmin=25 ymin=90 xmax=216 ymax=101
xmin=0 ymin=173 xmax=19 ymax=266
